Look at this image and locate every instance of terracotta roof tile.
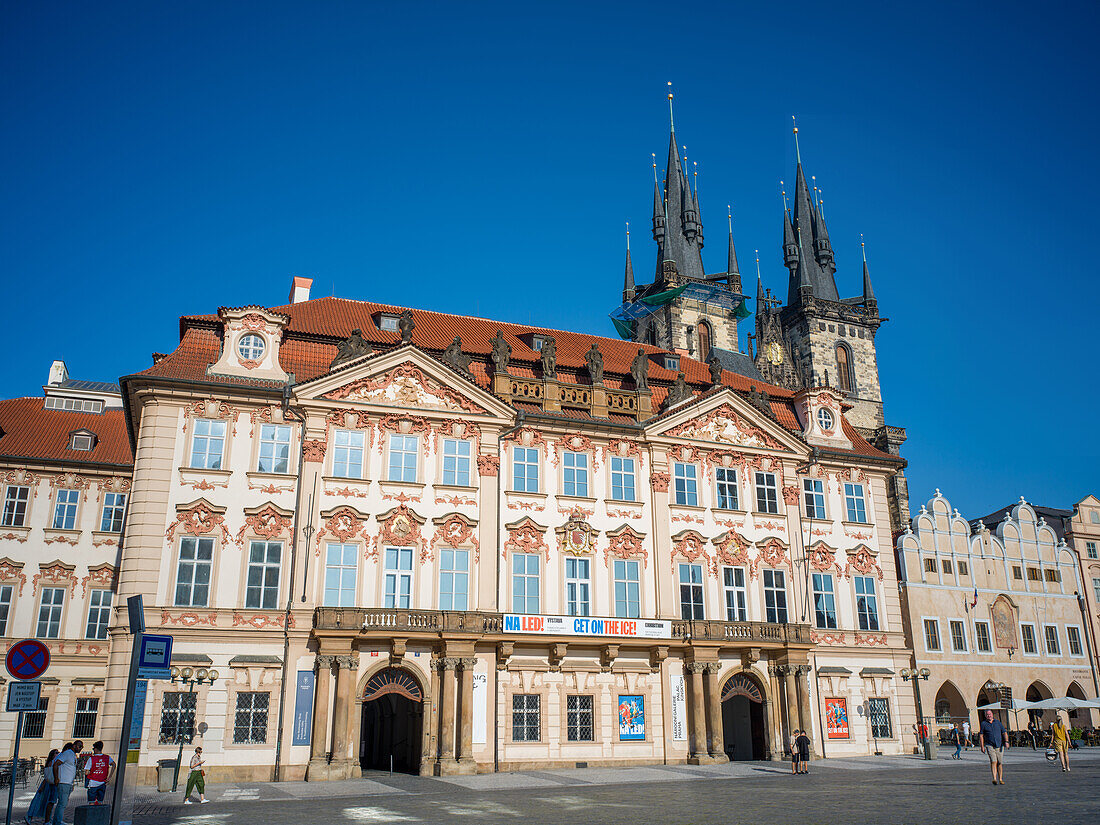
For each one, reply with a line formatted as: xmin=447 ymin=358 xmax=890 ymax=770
xmin=0 ymin=398 xmax=132 ymax=467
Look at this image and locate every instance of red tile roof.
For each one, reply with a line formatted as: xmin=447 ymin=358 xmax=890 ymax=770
xmin=131 ymin=296 xmax=894 ymax=463
xmin=0 ymin=398 xmax=133 ymax=467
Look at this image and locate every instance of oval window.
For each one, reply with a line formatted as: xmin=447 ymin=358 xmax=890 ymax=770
xmin=817 ymin=407 xmax=834 ymax=431
xmin=238 ymin=333 xmax=266 ymax=361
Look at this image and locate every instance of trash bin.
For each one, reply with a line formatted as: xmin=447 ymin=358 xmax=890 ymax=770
xmin=156 ymin=759 xmax=177 ymax=793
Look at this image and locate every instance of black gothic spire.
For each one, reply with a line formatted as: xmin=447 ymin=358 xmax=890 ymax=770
xmin=784 ymin=125 xmax=840 ymax=306
xmin=654 ymin=128 xmax=706 ymax=281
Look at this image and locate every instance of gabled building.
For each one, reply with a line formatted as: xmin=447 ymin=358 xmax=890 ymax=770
xmin=0 ymin=361 xmax=132 ymax=757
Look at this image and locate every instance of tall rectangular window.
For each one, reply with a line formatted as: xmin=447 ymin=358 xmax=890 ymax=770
xmin=844 ymin=483 xmax=868 ymax=523
xmin=723 ymin=567 xmax=747 ymax=621
xmin=673 ymin=463 xmax=698 ymax=506
xmin=715 ymin=468 xmax=739 ymax=510
xmin=679 ymin=563 xmax=704 ymax=620
xmin=22 ymin=698 xmax=48 ymax=739
xmin=803 ymin=478 xmax=826 ymax=519
xmin=763 ymin=569 xmax=787 ymax=623
xmin=812 ymin=573 xmax=837 ymax=629
xmin=613 ymin=559 xmax=640 ymax=618
xmin=53 ymin=489 xmax=79 ymax=530
xmin=387 ymin=434 xmax=418 ymax=482
xmin=565 ymin=557 xmax=590 ymax=617
xmin=512 ymin=447 xmax=539 ymax=493
xmin=610 ymin=457 xmax=635 ymax=502
xmin=72 ymin=697 xmax=99 ymax=739
xmin=974 ymin=621 xmax=992 ymax=652
xmin=438 ymin=548 xmax=469 ymax=610
xmin=245 ymin=540 xmax=282 ymax=609
xmin=512 ymin=553 xmax=539 ymax=613
xmin=190 ymin=419 xmax=226 ymax=469
xmin=1093 ymin=577 xmax=1100 ymax=602
xmin=868 ymin=698 xmax=892 ymax=739
xmin=324 ymin=543 xmax=357 ymax=607
xmin=159 ymin=692 xmax=197 ymax=744
xmin=85 ymin=589 xmax=113 ymax=639
xmin=442 ymin=439 xmax=471 ymax=486
xmin=1043 ymin=625 xmax=1060 ymax=656
xmin=332 ymin=430 xmax=365 ymax=479
xmin=100 ymin=492 xmax=126 ymax=532
xmin=512 ymin=694 xmax=540 ymax=742
xmin=562 ymin=452 xmax=589 ymax=497
xmin=1067 ymin=626 xmax=1083 ymax=656
xmin=0 ymin=584 xmax=13 ymax=636
xmin=2 ymin=486 xmax=29 ymax=527
xmin=233 ymin=692 xmax=270 ymax=744
xmin=1086 ymin=541 xmax=1098 ymax=559
xmin=755 ymin=472 xmax=778 ymax=514
xmin=383 ymin=547 xmax=413 ymax=608
xmin=923 ymin=619 xmax=941 ymax=651
xmin=566 ymin=695 xmax=594 ymax=742
xmin=1021 ymin=623 xmax=1037 ymax=654
xmin=175 ymin=537 xmax=214 ymax=607
xmin=259 ymin=424 xmax=292 ymax=473
xmin=949 ymin=620 xmax=967 ymax=652
xmin=36 ymin=588 xmax=64 ymax=638
xmin=854 ymin=576 xmax=879 ymax=631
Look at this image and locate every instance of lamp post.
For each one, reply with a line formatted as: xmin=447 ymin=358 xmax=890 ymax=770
xmin=900 ymin=667 xmax=931 ymax=760
xmin=169 ymin=665 xmax=218 ymax=792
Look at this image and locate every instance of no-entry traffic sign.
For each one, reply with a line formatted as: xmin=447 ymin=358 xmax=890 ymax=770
xmin=6 ymin=639 xmax=50 ymax=681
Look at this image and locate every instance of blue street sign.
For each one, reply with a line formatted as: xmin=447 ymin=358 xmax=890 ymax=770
xmin=137 ymin=634 xmax=172 ymax=679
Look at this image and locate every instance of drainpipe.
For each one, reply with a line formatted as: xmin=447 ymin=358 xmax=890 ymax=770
xmin=273 ymin=385 xmax=308 ymax=782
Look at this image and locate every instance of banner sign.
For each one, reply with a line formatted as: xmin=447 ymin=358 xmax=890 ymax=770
xmin=503 ymin=614 xmax=672 ymax=639
xmin=669 ymin=673 xmax=687 ymax=741
xmin=472 ymin=671 xmax=488 ymax=744
xmin=825 ymin=698 xmax=849 ymax=739
xmin=618 ymin=695 xmax=645 ymax=740
xmin=292 ymin=670 xmax=315 ymax=746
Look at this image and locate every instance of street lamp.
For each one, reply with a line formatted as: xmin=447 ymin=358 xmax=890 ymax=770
xmin=169 ymin=665 xmax=218 ymax=792
xmin=900 ymin=667 xmax=932 ymax=760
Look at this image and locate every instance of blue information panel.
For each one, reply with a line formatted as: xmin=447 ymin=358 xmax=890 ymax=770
xmin=137 ymin=634 xmax=173 ymax=679
xmin=292 ymin=670 xmax=315 ymax=746
xmin=128 ymin=680 xmax=148 ymax=749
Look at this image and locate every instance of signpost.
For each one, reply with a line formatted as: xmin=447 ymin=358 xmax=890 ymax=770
xmin=136 ymin=634 xmax=173 ymax=680
xmin=5 ymin=639 xmax=51 ymax=825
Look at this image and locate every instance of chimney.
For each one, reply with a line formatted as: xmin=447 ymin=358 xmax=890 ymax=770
xmin=48 ymin=360 xmax=68 ymax=386
xmin=288 ymin=276 xmax=313 ymax=304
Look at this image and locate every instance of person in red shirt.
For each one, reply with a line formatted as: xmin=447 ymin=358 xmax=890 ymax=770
xmin=83 ymin=741 xmax=115 ymax=805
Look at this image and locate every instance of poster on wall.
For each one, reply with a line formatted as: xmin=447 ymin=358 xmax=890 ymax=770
xmin=825 ymin=697 xmax=849 ymax=739
xmin=472 ymin=670 xmax=488 ymax=744
xmin=292 ymin=670 xmax=315 ymax=746
xmin=669 ymin=673 xmax=687 ymax=741
xmin=618 ymin=695 xmax=645 ymax=740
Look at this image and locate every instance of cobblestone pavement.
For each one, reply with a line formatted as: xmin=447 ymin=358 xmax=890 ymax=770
xmin=12 ymin=749 xmax=1100 ymax=824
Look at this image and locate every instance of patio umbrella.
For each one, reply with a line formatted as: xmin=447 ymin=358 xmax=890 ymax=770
xmin=1026 ymin=697 xmax=1094 ymax=711
xmin=977 ymin=699 xmax=1034 ymax=711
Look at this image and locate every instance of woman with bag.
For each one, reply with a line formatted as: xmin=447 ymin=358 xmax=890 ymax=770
xmin=24 ymin=749 xmax=59 ymax=824
xmin=182 ymin=747 xmax=209 ymax=805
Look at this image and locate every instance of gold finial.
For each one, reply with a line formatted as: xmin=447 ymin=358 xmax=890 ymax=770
xmin=728 ymin=204 xmax=733 ymax=235
xmin=780 ymin=180 xmax=789 ymax=212
xmin=861 ymin=232 xmax=867 ymax=262
xmin=693 ymin=161 xmax=698 ymax=194
xmin=626 ymin=221 xmax=630 ymax=250
xmin=792 ymin=115 xmax=802 ymax=164
xmin=667 ymin=82 xmax=675 ymax=131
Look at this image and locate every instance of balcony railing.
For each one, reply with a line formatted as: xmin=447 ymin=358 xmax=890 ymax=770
xmin=314 ymin=608 xmax=809 ymax=645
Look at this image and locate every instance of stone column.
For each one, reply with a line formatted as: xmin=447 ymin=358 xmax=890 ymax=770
xmin=704 ymin=663 xmax=727 ymax=761
xmin=306 ymin=655 xmax=334 ymax=779
xmin=687 ymin=663 xmax=709 ymax=764
xmin=781 ymin=665 xmax=797 ymax=752
xmin=766 ymin=664 xmax=783 ymax=761
xmin=456 ymin=657 xmax=477 ymax=773
xmin=795 ymin=665 xmax=815 ymax=756
xmin=331 ymin=654 xmax=359 ymax=779
xmin=435 ymin=657 xmax=458 ymax=775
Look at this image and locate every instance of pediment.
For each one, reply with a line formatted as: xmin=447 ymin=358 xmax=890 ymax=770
xmin=646 ymin=389 xmax=804 ymax=454
xmin=295 ymin=346 xmax=513 ymax=420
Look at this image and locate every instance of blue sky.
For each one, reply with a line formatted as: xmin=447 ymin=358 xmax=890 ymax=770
xmin=2 ymin=1 xmax=1096 ymax=519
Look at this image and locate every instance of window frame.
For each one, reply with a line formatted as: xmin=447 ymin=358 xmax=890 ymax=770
xmin=72 ymin=697 xmax=99 ymax=739
xmin=922 ymin=618 xmax=941 ymax=652
xmin=85 ymin=588 xmax=113 ymax=640
xmin=868 ymin=697 xmax=892 ymax=739
xmin=258 ymin=423 xmax=293 ymax=474
xmin=1020 ymin=622 xmax=1038 ymax=656
xmin=0 ymin=584 xmax=13 ymax=636
xmin=100 ymin=492 xmax=127 ymax=532
xmin=244 ymin=540 xmax=282 ymax=610
xmin=762 ymin=568 xmax=788 ymax=624
xmin=854 ymin=575 xmax=879 ymax=631
xmin=237 ymin=333 xmax=266 ymax=362
xmin=323 ymin=542 xmax=358 ymax=607
xmin=383 ymin=546 xmax=414 ymax=609
xmin=438 ymin=547 xmax=470 ymax=611
xmin=562 ymin=451 xmax=590 ymax=498
xmin=512 ymin=446 xmax=540 ymax=493
xmin=722 ymin=566 xmax=748 ymax=622
xmin=158 ymin=691 xmax=197 ymax=745
xmin=843 ymin=482 xmax=868 ymax=523
xmin=189 ymin=418 xmax=227 ymax=470
xmin=755 ymin=471 xmax=779 ymax=514
xmin=564 ymin=556 xmax=591 ymax=617
xmin=948 ymin=619 xmax=968 ymax=653
xmin=1085 ymin=541 xmax=1097 ymax=560
xmin=613 ymin=558 xmax=640 ymax=619
xmin=1042 ymin=624 xmax=1060 ymax=656
xmin=715 ymin=467 xmax=739 ymax=511
xmin=973 ymin=620 xmax=993 ymax=654
xmin=512 ymin=693 xmax=540 ymax=742
xmin=36 ymin=587 xmax=66 ymax=638
xmin=802 ymin=478 xmax=826 ymax=520
xmin=441 ymin=438 xmax=473 ymax=487
xmin=174 ymin=536 xmax=215 ymax=608
xmin=811 ymin=572 xmax=838 ymax=630
xmin=22 ymin=697 xmax=49 ymax=739
xmin=672 ymin=462 xmax=699 ymax=507
xmin=232 ymin=691 xmax=270 ymax=745
xmin=678 ymin=562 xmax=705 ymax=620
xmin=331 ymin=429 xmax=366 ymax=480
xmin=386 ymin=433 xmax=419 ymax=483
xmin=610 ymin=456 xmax=636 ymax=502
xmin=511 ymin=552 xmax=540 ymax=614
xmin=566 ymin=694 xmax=594 ymax=742
xmin=1066 ymin=625 xmax=1084 ymax=657
xmin=52 ymin=488 xmax=80 ymax=530
xmin=1 ymin=486 xmax=29 ymax=528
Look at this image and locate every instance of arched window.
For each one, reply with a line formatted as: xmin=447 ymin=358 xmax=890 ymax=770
xmin=697 ymin=320 xmax=712 ymax=362
xmin=835 ymin=343 xmax=853 ymax=393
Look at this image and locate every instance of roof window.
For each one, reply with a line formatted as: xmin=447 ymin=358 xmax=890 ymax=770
xmin=663 ymin=354 xmax=680 ymax=371
xmin=46 ymin=397 xmax=104 ymax=414
xmin=378 ymin=314 xmax=400 ymax=332
xmin=69 ymin=430 xmax=97 ymax=451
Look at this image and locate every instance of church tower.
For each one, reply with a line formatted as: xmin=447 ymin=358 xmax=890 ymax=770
xmin=609 ymin=91 xmax=752 ymax=372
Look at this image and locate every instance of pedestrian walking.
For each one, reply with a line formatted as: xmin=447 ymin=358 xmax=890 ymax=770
xmin=183 ymin=747 xmax=209 ymax=804
xmin=24 ymin=748 xmax=59 ymax=824
xmin=1050 ymin=715 xmax=1070 ymax=772
xmin=1027 ymin=717 xmax=1039 ymax=750
xmin=83 ymin=741 xmax=115 ymax=805
xmin=962 ymin=719 xmax=971 ymax=749
xmin=49 ymin=740 xmax=83 ymax=825
xmin=795 ymin=729 xmax=812 ymax=774
xmin=789 ymin=730 xmax=800 ymax=774
xmin=951 ymin=723 xmax=964 ymax=759
xmin=979 ymin=709 xmax=1008 ymax=785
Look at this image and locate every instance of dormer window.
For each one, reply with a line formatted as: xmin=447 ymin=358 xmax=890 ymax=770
xmin=45 ymin=397 xmax=104 ymax=413
xmin=531 ymin=336 xmax=548 ymax=352
xmin=69 ymin=430 xmax=96 ymax=451
xmin=237 ymin=333 xmax=266 ymax=361
xmin=664 ymin=354 xmax=680 ymax=371
xmin=817 ymin=408 xmax=834 ymax=432
xmin=378 ymin=314 xmax=400 ymax=332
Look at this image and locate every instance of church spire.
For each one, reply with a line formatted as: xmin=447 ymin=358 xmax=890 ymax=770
xmin=785 ymin=118 xmax=839 ymax=305
xmin=861 ymin=235 xmax=876 ymax=304
xmin=727 ymin=205 xmax=741 ymax=294
xmin=653 ymin=85 xmax=705 ymax=282
xmin=623 ymin=223 xmax=636 ymax=302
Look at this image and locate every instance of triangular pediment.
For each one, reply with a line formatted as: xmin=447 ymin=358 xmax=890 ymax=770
xmin=645 ymin=389 xmax=805 ymax=454
xmin=295 ymin=345 xmax=513 ymax=420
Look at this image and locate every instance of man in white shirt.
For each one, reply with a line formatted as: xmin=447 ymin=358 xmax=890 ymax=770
xmin=963 ymin=719 xmax=972 ymax=749
xmin=50 ymin=741 xmax=83 ymax=825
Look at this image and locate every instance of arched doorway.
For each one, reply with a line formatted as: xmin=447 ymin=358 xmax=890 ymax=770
xmin=933 ymin=680 xmax=968 ymax=726
xmin=1026 ymin=680 xmax=1053 ymax=726
xmin=359 ymin=667 xmax=423 ymax=774
xmin=1066 ymin=681 xmax=1090 ymax=726
xmin=720 ymin=672 xmax=767 ymax=760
